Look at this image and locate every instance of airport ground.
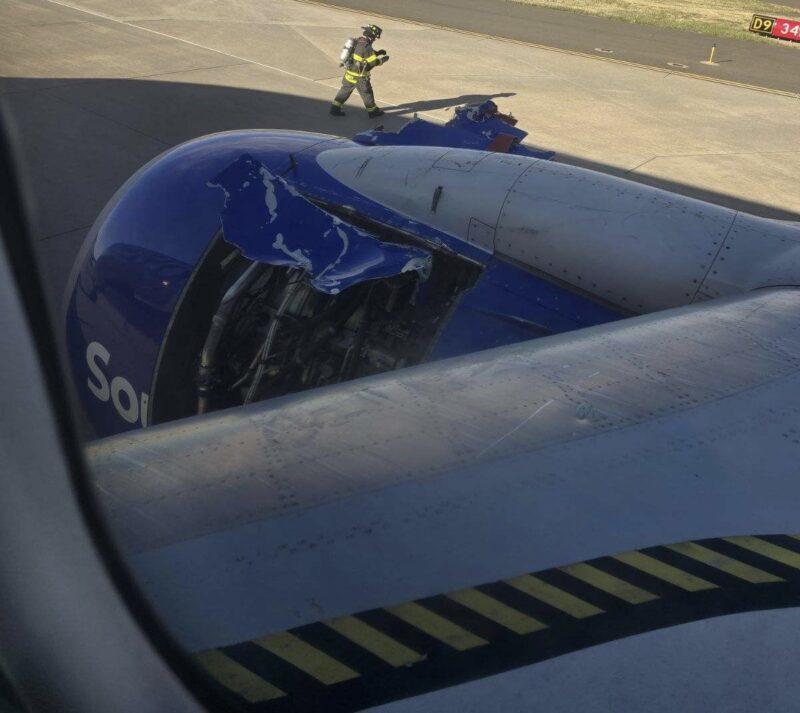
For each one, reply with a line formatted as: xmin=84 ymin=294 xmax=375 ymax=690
xmin=1 ymin=0 xmax=798 ymax=318
xmin=317 ymin=0 xmax=800 ymax=93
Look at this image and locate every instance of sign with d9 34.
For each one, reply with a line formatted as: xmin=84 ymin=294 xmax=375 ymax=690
xmin=749 ymin=14 xmax=800 ymax=42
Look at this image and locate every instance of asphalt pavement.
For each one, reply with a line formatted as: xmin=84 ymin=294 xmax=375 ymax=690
xmin=308 ymin=0 xmax=800 ymax=95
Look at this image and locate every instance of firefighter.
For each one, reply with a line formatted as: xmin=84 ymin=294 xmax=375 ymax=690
xmin=331 ymin=24 xmax=389 ymax=118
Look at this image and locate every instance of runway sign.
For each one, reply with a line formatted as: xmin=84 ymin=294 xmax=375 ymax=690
xmin=749 ymin=14 xmax=800 ymax=42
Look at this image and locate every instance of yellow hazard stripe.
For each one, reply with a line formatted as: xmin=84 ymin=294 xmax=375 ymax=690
xmin=561 ymin=562 xmax=658 ymax=604
xmin=666 ymin=541 xmax=783 ymax=583
xmin=325 ymin=616 xmax=423 ymax=667
xmin=614 ymin=551 xmax=717 ymax=592
xmin=195 ymin=533 xmax=800 ymax=708
xmin=725 ymin=536 xmax=800 ymax=571
xmin=254 ymin=631 xmax=358 ymax=685
xmin=388 ymin=601 xmax=488 ymax=650
xmin=448 ymin=588 xmax=546 ymax=634
xmin=505 ymin=574 xmax=604 ymax=618
xmin=196 ymin=650 xmax=286 ymax=702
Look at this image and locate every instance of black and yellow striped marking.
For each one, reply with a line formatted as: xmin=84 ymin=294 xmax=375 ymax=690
xmin=196 ymin=534 xmax=800 ymax=712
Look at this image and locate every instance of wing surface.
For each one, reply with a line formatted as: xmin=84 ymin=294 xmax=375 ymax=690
xmin=88 ymin=288 xmax=800 ymax=654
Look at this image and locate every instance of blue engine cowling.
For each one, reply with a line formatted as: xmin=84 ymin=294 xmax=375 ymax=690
xmin=65 ymin=130 xmax=449 ymax=438
xmin=65 ymin=131 xmax=347 ymax=437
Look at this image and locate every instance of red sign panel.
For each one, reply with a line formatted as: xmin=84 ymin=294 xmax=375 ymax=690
xmin=772 ymin=16 xmax=800 ymax=41
xmin=750 ymin=14 xmax=800 ymax=42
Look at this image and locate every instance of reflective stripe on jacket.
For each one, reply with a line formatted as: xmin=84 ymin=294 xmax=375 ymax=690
xmin=344 ymin=37 xmax=380 ymax=83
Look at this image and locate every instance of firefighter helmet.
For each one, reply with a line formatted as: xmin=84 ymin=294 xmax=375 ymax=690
xmin=361 ymin=24 xmax=383 ymax=40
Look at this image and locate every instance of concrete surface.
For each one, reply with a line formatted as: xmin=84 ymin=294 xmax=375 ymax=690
xmin=313 ymin=0 xmax=800 ymax=95
xmin=1 ymin=0 xmax=798 ymax=318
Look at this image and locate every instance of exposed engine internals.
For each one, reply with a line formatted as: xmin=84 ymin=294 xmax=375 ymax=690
xmin=187 ymin=242 xmax=481 ymax=417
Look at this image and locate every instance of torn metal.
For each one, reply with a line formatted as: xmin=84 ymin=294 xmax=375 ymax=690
xmin=353 ymin=101 xmax=555 ymax=160
xmin=210 ymin=154 xmax=432 ymax=295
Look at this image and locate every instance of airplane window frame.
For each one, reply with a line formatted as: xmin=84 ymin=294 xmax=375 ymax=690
xmin=0 ymin=116 xmax=237 ymax=712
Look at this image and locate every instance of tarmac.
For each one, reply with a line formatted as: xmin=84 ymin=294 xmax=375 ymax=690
xmin=1 ymin=0 xmax=798 ymax=316
xmin=312 ymin=0 xmax=800 ymax=94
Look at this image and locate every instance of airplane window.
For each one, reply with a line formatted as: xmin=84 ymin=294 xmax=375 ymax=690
xmin=5 ymin=0 xmax=800 ymax=711
xmin=0 ymin=670 xmax=24 ymax=713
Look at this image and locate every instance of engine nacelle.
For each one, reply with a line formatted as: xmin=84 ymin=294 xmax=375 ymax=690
xmin=68 ymin=116 xmax=800 ymax=439
xmin=65 ymin=130 xmax=483 ymax=437
xmin=65 ymin=130 xmax=344 ymax=437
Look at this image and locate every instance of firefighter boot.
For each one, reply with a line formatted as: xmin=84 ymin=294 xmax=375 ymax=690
xmin=330 ymin=104 xmax=346 ymax=117
xmin=368 ymin=107 xmax=385 ymax=118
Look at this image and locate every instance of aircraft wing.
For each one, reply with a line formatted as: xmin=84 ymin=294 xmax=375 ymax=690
xmin=87 ymin=287 xmax=800 ymax=711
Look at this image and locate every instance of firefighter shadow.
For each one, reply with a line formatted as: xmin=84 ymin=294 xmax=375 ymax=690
xmin=384 ymin=92 xmax=516 ymax=115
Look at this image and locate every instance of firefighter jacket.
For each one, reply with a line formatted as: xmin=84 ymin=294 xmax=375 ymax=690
xmin=343 ymin=37 xmax=386 ymax=84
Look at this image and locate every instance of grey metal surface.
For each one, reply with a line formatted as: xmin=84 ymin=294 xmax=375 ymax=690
xmin=698 ymin=211 xmax=800 ymax=301
xmin=317 ymin=144 xmax=800 ymax=314
xmin=373 ymin=608 xmax=800 ymax=713
xmin=88 ymin=288 xmax=800 ymax=649
xmin=316 ymin=146 xmax=531 ymax=252
xmin=495 ymin=158 xmax=737 ymax=311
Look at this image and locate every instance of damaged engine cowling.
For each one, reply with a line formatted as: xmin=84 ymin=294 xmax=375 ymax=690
xmin=150 ymin=240 xmax=480 ymax=422
xmin=149 ymin=155 xmax=482 ymax=423
xmin=64 ymin=127 xmax=521 ymax=438
xmin=195 ymin=261 xmax=428 ymax=413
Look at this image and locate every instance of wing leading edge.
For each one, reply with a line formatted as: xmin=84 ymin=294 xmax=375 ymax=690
xmin=88 ymin=287 xmax=800 ymax=658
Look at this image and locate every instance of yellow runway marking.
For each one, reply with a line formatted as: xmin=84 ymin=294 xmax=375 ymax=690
xmin=614 ymin=551 xmax=717 ymax=592
xmin=325 ymin=616 xmax=424 ymax=667
xmin=387 ymin=602 xmax=488 ymax=651
xmin=196 ymin=650 xmax=286 ymax=702
xmin=505 ymin=574 xmax=604 ymax=618
xmin=561 ymin=563 xmax=658 ymax=604
xmin=448 ymin=588 xmax=547 ymax=634
xmin=725 ymin=536 xmax=800 ymax=571
xmin=666 ymin=541 xmax=783 ymax=584
xmin=255 ymin=631 xmax=359 ymax=684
